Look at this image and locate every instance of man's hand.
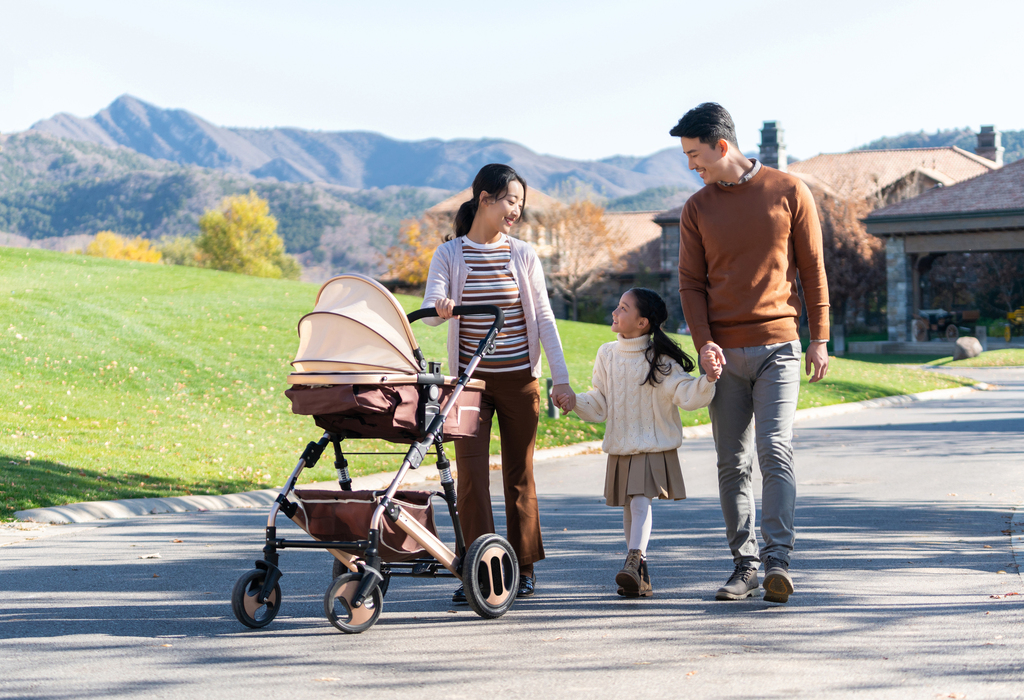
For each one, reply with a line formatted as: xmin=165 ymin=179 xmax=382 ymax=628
xmin=805 ymin=342 xmax=829 ymax=383
xmin=551 ymin=383 xmax=576 ymax=412
xmin=699 ymin=341 xmax=725 ymax=382
xmin=434 ymin=298 xmax=456 ymax=319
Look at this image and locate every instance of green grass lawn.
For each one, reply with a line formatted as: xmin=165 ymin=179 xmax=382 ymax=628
xmin=1 ymin=247 xmax=973 ymax=519
xmin=845 ymin=349 xmax=1024 ymax=368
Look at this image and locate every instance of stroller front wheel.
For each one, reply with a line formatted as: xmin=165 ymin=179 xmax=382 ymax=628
xmin=324 ymin=572 xmax=383 ymax=634
xmin=333 ymin=558 xmax=391 ymax=598
xmin=231 ymin=569 xmax=281 ymax=629
xmin=463 ymin=533 xmax=519 ymax=619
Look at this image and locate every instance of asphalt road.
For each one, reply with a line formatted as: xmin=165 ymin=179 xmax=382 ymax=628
xmin=2 ymin=368 xmax=1022 ymax=699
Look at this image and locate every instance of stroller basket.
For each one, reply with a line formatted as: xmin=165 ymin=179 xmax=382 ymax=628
xmin=290 ymin=489 xmax=437 ymax=563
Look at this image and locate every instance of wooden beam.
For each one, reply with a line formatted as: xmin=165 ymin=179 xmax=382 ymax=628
xmin=904 ymin=230 xmax=1024 ymax=253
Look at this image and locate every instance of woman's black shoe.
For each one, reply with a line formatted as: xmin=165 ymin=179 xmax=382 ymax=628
xmin=451 ymin=584 xmax=467 ymax=604
xmin=517 ymin=574 xmax=535 ymax=597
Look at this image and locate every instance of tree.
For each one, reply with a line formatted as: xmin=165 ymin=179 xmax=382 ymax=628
xmin=86 ymin=231 xmax=162 ymax=263
xmin=196 ymin=191 xmax=300 ymax=280
xmin=157 ymin=235 xmax=202 ymax=267
xmin=385 ymin=218 xmax=443 ymax=288
xmin=542 ymin=200 xmax=621 ymax=321
xmin=815 ymin=194 xmax=884 ymax=328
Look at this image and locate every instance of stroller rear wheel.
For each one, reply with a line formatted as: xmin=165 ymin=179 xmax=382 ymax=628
xmin=333 ymin=558 xmax=390 ymax=597
xmin=463 ymin=533 xmax=518 ymax=619
xmin=231 ymin=569 xmax=281 ymax=629
xmin=324 ymin=572 xmax=383 ymax=634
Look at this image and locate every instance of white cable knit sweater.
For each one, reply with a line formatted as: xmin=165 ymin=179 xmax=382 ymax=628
xmin=573 ymin=334 xmax=716 ymax=455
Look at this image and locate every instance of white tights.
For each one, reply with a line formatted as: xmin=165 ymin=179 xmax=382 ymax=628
xmin=622 ymin=495 xmax=652 ymax=554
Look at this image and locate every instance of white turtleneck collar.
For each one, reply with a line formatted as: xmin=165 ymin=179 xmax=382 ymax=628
xmin=616 ymin=334 xmax=651 ymax=354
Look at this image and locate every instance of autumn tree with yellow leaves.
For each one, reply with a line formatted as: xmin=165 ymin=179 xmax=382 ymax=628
xmin=196 ymin=191 xmax=301 ymax=280
xmin=385 ymin=218 xmax=443 ymax=288
xmin=543 ymin=200 xmax=620 ymax=321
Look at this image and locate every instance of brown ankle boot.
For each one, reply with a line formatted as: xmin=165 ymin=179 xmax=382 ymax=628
xmin=615 ymin=549 xmax=643 ymax=596
xmin=637 ymin=555 xmax=653 ymax=598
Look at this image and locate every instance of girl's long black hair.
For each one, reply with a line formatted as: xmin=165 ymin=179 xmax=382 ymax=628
xmin=627 ymin=287 xmax=696 ymax=386
xmin=449 ymin=163 xmax=528 ymax=240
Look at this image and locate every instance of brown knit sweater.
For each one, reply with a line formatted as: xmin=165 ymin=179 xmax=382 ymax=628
xmin=678 ymin=164 xmax=829 ymax=350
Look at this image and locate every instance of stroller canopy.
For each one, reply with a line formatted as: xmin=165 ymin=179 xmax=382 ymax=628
xmin=292 ymin=274 xmax=422 ymax=374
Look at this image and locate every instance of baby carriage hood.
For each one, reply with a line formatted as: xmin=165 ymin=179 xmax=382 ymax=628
xmin=292 ymin=274 xmax=422 ymax=374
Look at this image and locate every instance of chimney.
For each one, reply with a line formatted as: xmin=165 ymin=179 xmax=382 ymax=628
xmin=976 ymin=125 xmax=1004 ymax=167
xmin=759 ymin=121 xmax=787 ymax=171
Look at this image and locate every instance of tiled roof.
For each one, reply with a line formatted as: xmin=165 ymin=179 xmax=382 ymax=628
xmin=426 ymin=186 xmax=563 ymax=215
xmin=866 ymin=157 xmax=1024 ymax=219
xmin=787 ymin=147 xmax=996 ymax=199
xmin=604 ymin=211 xmax=663 ymax=270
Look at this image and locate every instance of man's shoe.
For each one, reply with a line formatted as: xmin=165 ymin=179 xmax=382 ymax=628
xmin=615 ymin=549 xmax=643 ymax=596
xmin=762 ymin=557 xmax=794 ymax=603
xmin=517 ymin=573 xmax=535 ymax=597
xmin=715 ymin=565 xmax=760 ymax=600
xmin=451 ymin=584 xmax=467 ymax=604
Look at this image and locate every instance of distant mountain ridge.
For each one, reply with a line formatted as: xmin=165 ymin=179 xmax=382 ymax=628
xmin=856 ymin=127 xmax=1023 ymax=164
xmin=29 ymin=95 xmax=703 ymax=197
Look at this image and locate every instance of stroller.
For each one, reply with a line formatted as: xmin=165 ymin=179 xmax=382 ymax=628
xmin=230 ymin=274 xmax=519 ymax=634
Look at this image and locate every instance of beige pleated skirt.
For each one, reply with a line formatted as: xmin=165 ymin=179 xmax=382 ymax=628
xmin=604 ymin=450 xmax=686 ymax=507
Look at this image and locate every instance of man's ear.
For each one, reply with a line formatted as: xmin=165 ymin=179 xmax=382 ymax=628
xmin=717 ymin=139 xmax=730 ymax=156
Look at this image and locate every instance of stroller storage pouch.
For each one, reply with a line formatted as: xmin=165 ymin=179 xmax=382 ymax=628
xmin=290 ymin=488 xmax=438 ymax=563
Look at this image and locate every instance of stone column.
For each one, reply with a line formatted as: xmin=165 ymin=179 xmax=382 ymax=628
xmin=886 ymin=236 xmax=911 ymax=341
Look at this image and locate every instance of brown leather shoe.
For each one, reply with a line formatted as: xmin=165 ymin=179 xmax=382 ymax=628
xmin=615 ymin=549 xmax=643 ymax=596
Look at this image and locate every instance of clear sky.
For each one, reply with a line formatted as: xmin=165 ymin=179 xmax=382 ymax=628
xmin=2 ymin=0 xmax=1021 ymax=162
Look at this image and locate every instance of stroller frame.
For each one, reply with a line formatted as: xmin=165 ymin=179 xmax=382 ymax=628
xmin=231 ymin=303 xmax=519 ymax=633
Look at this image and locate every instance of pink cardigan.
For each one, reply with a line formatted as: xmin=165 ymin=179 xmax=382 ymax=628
xmin=420 ymin=235 xmax=570 ymax=385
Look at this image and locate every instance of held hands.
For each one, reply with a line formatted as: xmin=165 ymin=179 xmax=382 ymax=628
xmin=699 ymin=341 xmax=725 ymax=382
xmin=434 ymin=297 xmax=456 ymax=320
xmin=551 ymin=383 xmax=576 ymax=413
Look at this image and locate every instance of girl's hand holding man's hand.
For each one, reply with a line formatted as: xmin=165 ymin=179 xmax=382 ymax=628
xmin=700 ymin=341 xmax=725 ymax=382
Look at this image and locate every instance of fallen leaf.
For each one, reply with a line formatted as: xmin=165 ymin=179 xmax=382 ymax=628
xmin=153 ymin=574 xmax=160 ymax=578
xmin=983 ymin=545 xmax=993 ymax=549
xmin=686 ymin=671 xmax=698 ymax=677
xmin=138 ymin=553 xmax=161 ymax=559
xmin=160 ymin=644 xmax=172 ymax=647
xmin=171 ymin=539 xmax=184 ymax=543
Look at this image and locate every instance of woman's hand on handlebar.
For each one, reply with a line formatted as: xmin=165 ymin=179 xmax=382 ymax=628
xmin=434 ymin=298 xmax=456 ymax=320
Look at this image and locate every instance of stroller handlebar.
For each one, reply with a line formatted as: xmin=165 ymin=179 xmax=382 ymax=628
xmin=407 ymin=305 xmax=505 ymax=332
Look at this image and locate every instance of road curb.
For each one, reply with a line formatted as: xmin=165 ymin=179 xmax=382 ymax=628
xmin=13 ymin=382 xmax=991 ymax=526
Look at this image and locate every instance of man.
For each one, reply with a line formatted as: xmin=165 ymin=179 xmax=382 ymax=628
xmin=671 ymin=102 xmax=829 ymax=604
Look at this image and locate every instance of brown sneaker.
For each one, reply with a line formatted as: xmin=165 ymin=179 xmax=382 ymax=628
xmin=615 ymin=549 xmax=643 ymax=596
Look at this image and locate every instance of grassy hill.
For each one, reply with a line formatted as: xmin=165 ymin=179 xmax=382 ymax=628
xmin=1 ymin=247 xmax=971 ymax=519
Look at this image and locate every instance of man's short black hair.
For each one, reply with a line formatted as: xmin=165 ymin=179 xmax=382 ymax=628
xmin=669 ymin=102 xmax=738 ymax=148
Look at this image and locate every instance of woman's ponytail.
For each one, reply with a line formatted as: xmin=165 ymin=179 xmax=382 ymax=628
xmin=627 ymin=288 xmax=696 ymax=386
xmin=446 ymin=163 xmax=528 ymax=241
xmin=452 ymin=198 xmax=478 ymax=239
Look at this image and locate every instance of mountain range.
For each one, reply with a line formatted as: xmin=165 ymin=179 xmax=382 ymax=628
xmin=29 ymin=95 xmax=704 ymax=197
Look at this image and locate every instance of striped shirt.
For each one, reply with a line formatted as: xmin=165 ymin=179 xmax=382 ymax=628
xmin=459 ymin=235 xmax=531 ymax=373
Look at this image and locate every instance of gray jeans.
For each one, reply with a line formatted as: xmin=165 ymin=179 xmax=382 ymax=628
xmin=708 ymin=340 xmax=801 ymax=568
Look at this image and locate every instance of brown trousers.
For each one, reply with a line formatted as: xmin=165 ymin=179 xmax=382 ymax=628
xmin=453 ymin=369 xmax=544 ymax=567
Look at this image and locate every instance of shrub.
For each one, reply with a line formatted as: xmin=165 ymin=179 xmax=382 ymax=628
xmin=86 ymin=231 xmax=162 ymax=263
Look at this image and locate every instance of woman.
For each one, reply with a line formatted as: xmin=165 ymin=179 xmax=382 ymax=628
xmin=421 ymin=163 xmax=574 ymax=601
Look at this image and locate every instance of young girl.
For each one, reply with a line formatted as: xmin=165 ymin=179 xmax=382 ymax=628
xmin=571 ymin=288 xmax=718 ymax=597
xmin=421 ymin=163 xmax=573 ymax=601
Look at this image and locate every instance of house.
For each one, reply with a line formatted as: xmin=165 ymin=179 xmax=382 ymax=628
xmin=864 ymin=157 xmax=1024 ymax=343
